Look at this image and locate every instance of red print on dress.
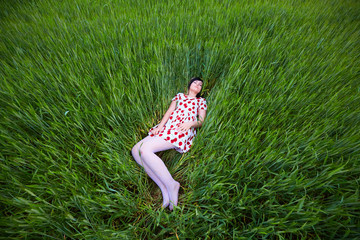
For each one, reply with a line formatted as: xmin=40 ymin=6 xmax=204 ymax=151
xmin=148 ymin=93 xmax=207 ymax=153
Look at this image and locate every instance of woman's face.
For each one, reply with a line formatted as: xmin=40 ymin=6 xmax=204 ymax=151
xmin=189 ymin=80 xmax=203 ymax=93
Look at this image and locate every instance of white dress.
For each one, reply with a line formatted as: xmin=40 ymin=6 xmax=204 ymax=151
xmin=148 ymin=92 xmax=208 ymax=153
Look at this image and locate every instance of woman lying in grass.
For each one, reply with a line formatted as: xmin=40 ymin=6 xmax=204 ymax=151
xmin=131 ymin=77 xmax=208 ymax=210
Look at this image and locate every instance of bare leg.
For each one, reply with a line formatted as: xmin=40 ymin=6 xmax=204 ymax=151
xmin=132 ymin=136 xmax=173 ymax=208
xmin=138 ymin=136 xmax=180 ymax=210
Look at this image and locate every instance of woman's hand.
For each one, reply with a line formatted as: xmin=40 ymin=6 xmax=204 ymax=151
xmin=177 ymin=122 xmax=193 ymax=133
xmin=151 ymin=127 xmax=162 ymax=135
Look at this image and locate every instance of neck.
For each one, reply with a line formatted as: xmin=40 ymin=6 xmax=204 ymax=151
xmin=187 ymin=90 xmax=197 ymax=98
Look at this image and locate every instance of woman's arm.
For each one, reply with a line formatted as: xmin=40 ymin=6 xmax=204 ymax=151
xmin=191 ymin=109 xmax=207 ymax=128
xmin=176 ymin=109 xmax=206 ymax=132
xmin=157 ymin=100 xmax=177 ymax=128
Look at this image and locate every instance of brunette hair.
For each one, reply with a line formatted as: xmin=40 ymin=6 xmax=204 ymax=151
xmin=187 ymin=77 xmax=203 ymax=98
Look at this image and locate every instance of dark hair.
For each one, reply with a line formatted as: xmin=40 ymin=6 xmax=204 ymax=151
xmin=187 ymin=77 xmax=203 ymax=98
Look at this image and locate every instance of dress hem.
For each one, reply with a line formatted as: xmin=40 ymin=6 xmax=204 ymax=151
xmin=148 ymin=133 xmax=185 ymax=153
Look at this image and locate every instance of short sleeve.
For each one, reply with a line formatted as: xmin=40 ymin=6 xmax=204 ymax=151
xmin=199 ymin=98 xmax=207 ymax=110
xmin=171 ymin=93 xmax=180 ymax=101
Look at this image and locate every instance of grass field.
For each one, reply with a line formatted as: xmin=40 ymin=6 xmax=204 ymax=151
xmin=1 ymin=0 xmax=359 ymax=239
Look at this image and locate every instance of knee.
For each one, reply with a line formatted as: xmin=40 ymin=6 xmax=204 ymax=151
xmin=131 ymin=145 xmax=139 ymax=157
xmin=139 ymin=146 xmax=145 ymax=156
xmin=132 ymin=142 xmax=147 ymax=157
xmin=139 ymin=143 xmax=152 ymax=156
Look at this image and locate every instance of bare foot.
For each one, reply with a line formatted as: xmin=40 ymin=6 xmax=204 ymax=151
xmin=161 ymin=189 xmax=170 ymax=208
xmin=168 ymin=181 xmax=180 ymax=211
xmin=162 ymin=199 xmax=169 ymax=208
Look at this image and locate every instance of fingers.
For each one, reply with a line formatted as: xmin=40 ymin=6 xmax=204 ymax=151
xmin=177 ymin=127 xmax=187 ymax=133
xmin=151 ymin=127 xmax=160 ymax=135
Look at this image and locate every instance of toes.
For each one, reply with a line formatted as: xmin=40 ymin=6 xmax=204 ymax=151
xmin=162 ymin=201 xmax=169 ymax=208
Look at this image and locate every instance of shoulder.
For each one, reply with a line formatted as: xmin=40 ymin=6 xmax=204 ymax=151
xmin=198 ymin=97 xmax=208 ymax=110
xmin=172 ymin=92 xmax=182 ymax=101
xmin=196 ymin=97 xmax=206 ymax=105
xmin=178 ymin=92 xmax=186 ymax=99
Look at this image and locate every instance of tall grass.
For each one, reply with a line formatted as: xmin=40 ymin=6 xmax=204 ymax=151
xmin=1 ymin=0 xmax=359 ymax=239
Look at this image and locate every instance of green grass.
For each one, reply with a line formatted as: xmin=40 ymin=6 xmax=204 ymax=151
xmin=1 ymin=0 xmax=359 ymax=239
